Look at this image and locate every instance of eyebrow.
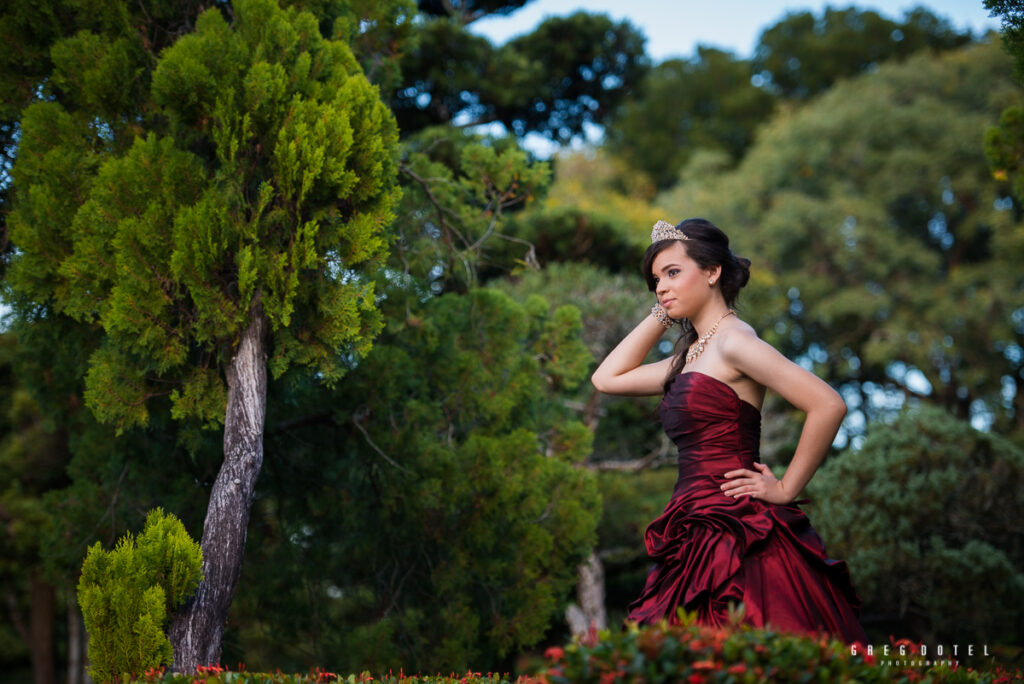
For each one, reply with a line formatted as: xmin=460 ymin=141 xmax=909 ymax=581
xmin=657 ymin=263 xmax=681 ymax=274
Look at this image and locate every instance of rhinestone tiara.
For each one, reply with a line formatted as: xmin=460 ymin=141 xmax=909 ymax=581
xmin=651 ymin=220 xmax=688 ymax=243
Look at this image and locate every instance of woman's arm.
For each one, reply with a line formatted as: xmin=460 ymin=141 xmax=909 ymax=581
xmin=591 ymin=313 xmax=675 ymax=396
xmin=717 ymin=327 xmax=847 ymax=504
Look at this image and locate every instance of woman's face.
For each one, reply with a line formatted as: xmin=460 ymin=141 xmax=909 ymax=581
xmin=650 ymin=242 xmax=714 ymax=319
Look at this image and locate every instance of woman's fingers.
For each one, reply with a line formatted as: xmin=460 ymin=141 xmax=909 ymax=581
xmin=722 ymin=464 xmax=774 ymax=498
xmin=722 ymin=472 xmax=755 ymax=497
xmin=723 ymin=468 xmax=754 ymax=479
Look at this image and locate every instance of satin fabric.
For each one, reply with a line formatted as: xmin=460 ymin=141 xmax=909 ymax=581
xmin=626 ymin=372 xmax=868 ymax=645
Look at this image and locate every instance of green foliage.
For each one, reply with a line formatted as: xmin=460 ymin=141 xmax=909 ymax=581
xmin=606 ymin=47 xmax=777 ymax=188
xmin=0 ymin=332 xmax=66 ymax=574
xmin=536 ymin=609 xmax=1022 ymax=683
xmin=7 ymin=0 xmax=401 ymax=432
xmin=809 ymin=405 xmax=1024 ymax=644
xmin=389 ymin=126 xmax=551 ymax=298
xmin=291 ymin=0 xmax=418 ymax=96
xmin=487 ymin=149 xmax=666 ymax=278
xmin=591 ymin=468 xmax=677 ymax=622
xmin=0 ymin=331 xmax=67 ymax=673
xmin=985 ymin=2 xmax=1024 ymax=205
xmin=391 ymin=11 xmax=648 ymax=141
xmin=498 ymin=207 xmax=646 ymax=276
xmin=77 ymin=508 xmax=203 ymax=684
xmin=494 ymin=12 xmax=648 ymax=142
xmin=126 ymin=668 xmax=539 ymax=684
xmin=985 ymin=105 xmax=1024 ymax=201
xmin=233 ymin=287 xmax=599 ymax=672
xmin=985 ymin=1 xmax=1024 ymax=80
xmin=753 ymin=6 xmax=972 ymax=100
xmin=417 ymin=0 xmax=531 ymax=21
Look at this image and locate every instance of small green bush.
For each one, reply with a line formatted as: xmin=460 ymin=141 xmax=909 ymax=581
xmin=77 ymin=507 xmax=203 ymax=683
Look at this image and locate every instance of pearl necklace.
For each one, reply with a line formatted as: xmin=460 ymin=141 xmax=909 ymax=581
xmin=686 ymin=310 xmax=736 ymax=364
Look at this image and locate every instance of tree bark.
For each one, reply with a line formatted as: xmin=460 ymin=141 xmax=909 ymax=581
xmin=67 ymin=595 xmax=87 ymax=684
xmin=168 ymin=300 xmax=268 ymax=671
xmin=565 ymin=551 xmax=607 ymax=638
xmin=29 ymin=571 xmax=56 ymax=684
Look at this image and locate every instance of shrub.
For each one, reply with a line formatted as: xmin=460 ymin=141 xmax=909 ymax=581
xmin=535 ymin=608 xmax=1024 ymax=683
xmin=808 ymin=404 xmax=1024 ymax=644
xmin=77 ymin=507 xmax=203 ymax=683
xmin=128 ymin=668 xmax=539 ymax=683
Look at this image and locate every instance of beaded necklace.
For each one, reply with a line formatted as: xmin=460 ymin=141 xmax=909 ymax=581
xmin=685 ymin=310 xmax=736 ymax=364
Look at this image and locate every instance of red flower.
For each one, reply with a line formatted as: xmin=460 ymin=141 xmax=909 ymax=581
xmin=313 ymin=667 xmax=339 ymax=682
xmin=727 ymin=663 xmax=745 ymax=675
xmin=544 ymin=646 xmax=565 ymax=662
xmin=890 ymin=636 xmax=920 ymax=655
xmin=692 ymin=660 xmax=717 ymax=670
xmin=687 ymin=675 xmax=703 ymax=684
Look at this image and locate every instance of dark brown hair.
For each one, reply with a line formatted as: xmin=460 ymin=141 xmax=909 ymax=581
xmin=642 ymin=218 xmax=752 ymax=392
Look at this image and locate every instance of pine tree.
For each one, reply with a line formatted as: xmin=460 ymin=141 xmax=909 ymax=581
xmin=8 ymin=0 xmax=400 ymax=668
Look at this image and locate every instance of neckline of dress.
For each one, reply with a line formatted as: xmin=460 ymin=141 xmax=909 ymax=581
xmin=674 ymin=371 xmax=762 ymax=414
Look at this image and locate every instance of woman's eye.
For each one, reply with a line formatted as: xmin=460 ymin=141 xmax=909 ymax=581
xmin=668 ymin=269 xmax=679 ymax=277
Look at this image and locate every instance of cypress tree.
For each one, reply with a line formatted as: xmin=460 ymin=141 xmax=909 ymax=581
xmin=8 ymin=0 xmax=400 ymax=668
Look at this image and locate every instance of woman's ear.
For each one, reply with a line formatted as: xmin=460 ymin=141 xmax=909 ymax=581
xmin=706 ymin=264 xmax=723 ymax=286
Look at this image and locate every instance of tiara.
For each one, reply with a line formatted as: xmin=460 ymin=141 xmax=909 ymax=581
xmin=651 ymin=220 xmax=688 ymax=243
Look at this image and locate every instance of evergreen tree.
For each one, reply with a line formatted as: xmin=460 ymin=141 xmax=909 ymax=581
xmin=7 ymin=0 xmax=400 ymax=669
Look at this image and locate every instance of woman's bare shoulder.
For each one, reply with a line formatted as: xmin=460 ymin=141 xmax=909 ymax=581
xmin=717 ymin=317 xmax=763 ymax=353
xmin=717 ymin=317 xmax=792 ymax=377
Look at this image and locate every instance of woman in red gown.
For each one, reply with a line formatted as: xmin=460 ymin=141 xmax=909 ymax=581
xmin=591 ymin=218 xmax=868 ymax=645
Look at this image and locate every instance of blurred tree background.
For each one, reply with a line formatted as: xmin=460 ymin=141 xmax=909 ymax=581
xmin=1 ymin=0 xmax=1022 ymax=681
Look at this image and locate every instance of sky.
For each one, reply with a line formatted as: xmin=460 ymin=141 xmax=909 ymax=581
xmin=469 ymin=1 xmax=1000 ymax=62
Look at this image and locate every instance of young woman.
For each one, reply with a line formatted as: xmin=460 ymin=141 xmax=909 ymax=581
xmin=591 ymin=218 xmax=868 ymax=644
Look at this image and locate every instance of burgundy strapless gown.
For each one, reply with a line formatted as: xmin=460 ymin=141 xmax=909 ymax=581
xmin=626 ymin=372 xmax=868 ymax=645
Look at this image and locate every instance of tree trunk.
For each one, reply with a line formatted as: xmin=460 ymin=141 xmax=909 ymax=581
xmin=168 ymin=301 xmax=268 ymax=671
xmin=67 ymin=595 xmax=83 ymax=684
xmin=29 ymin=571 xmax=56 ymax=684
xmin=565 ymin=551 xmax=607 ymax=638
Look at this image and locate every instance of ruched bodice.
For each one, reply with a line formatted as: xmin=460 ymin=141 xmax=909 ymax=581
xmin=661 ymin=372 xmax=762 ymax=498
xmin=627 ymin=372 xmax=868 ymax=645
